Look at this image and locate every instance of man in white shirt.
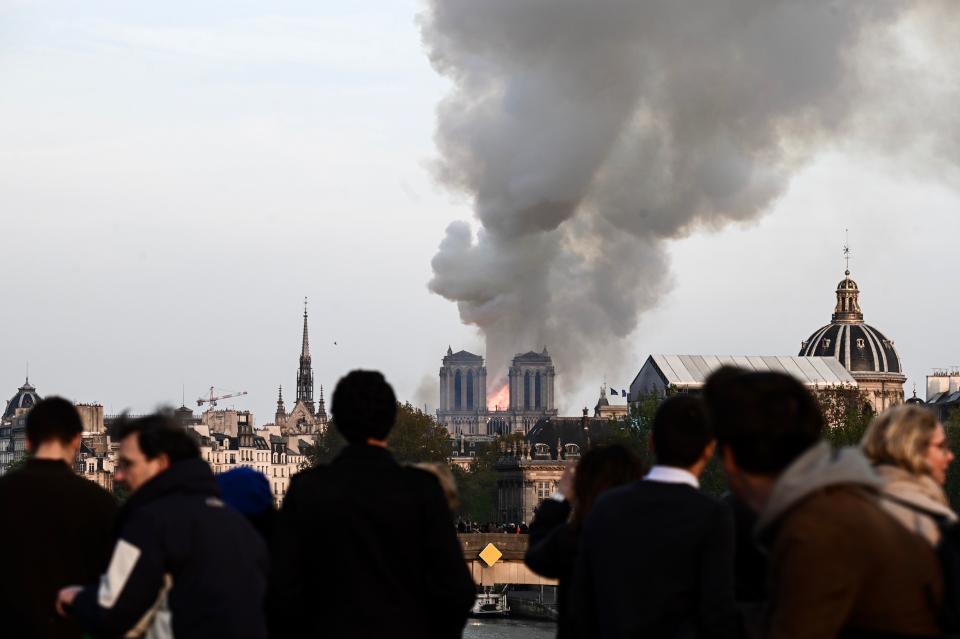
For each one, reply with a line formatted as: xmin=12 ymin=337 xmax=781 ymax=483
xmin=573 ymin=395 xmax=736 ymax=639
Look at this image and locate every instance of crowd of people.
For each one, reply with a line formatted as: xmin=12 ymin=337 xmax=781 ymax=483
xmin=0 ymin=371 xmax=474 ymax=639
xmin=525 ymin=369 xmax=957 ymax=639
xmin=0 ymin=366 xmax=956 ymax=638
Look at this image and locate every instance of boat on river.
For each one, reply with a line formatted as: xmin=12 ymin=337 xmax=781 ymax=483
xmin=471 ymin=587 xmax=510 ymax=617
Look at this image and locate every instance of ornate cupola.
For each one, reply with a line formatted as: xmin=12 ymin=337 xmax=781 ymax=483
xmin=832 ymin=270 xmax=863 ymax=323
xmin=798 ymin=244 xmax=906 ymax=411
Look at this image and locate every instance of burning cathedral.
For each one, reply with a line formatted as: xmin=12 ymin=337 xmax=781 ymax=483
xmin=437 ymin=347 xmax=558 ymax=436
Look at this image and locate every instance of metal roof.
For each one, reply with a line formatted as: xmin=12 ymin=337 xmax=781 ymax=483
xmin=649 ymin=355 xmax=857 ymax=389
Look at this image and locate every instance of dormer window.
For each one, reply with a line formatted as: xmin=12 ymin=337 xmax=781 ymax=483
xmin=856 ymin=338 xmax=865 ymax=349
xmin=823 ymin=339 xmax=831 ymax=349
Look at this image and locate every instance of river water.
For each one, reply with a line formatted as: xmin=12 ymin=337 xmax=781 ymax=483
xmin=463 ymin=618 xmax=555 ymax=638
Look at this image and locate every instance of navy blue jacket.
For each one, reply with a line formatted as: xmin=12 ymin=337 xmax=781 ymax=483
xmin=72 ymin=458 xmax=268 ymax=639
xmin=573 ymin=480 xmax=737 ymax=639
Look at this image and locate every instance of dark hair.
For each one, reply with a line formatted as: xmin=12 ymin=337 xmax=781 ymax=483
xmin=26 ymin=397 xmax=82 ymax=447
xmin=116 ymin=412 xmax=200 ymax=463
xmin=652 ymin=395 xmax=713 ymax=468
xmin=571 ymin=444 xmax=644 ymax=529
xmin=331 ymin=370 xmax=397 ymax=444
xmin=704 ymin=369 xmax=822 ymax=475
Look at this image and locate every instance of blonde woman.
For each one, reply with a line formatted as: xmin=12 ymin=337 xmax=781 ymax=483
xmin=861 ymin=405 xmax=957 ymax=545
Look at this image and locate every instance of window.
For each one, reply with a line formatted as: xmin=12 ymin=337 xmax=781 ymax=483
xmin=524 ymin=371 xmax=531 ymax=410
xmin=856 ymin=338 xmax=865 ymax=349
xmin=466 ymin=370 xmax=474 ymax=409
xmin=535 ymin=372 xmax=542 ymax=409
xmin=454 ymin=370 xmax=462 ymax=410
xmin=823 ymin=339 xmax=831 ymax=349
xmin=536 ymin=481 xmax=553 ymax=501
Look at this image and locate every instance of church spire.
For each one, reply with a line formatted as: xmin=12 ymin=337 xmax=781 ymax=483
xmin=276 ymin=385 xmax=286 ymax=423
xmin=301 ymin=297 xmax=310 ymax=360
xmin=296 ymin=298 xmax=315 ymax=414
xmin=316 ymin=385 xmax=328 ymax=431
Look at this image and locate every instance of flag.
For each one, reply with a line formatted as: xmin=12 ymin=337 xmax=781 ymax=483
xmin=621 ymin=389 xmax=627 ymax=397
xmin=609 ymin=387 xmax=617 ymax=396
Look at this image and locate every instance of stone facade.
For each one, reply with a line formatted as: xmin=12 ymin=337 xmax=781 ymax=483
xmin=437 ymin=348 xmax=559 ymax=436
xmin=495 ymin=453 xmax=574 ymax=525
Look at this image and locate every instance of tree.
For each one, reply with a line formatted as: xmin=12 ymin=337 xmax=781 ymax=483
xmin=818 ymin=385 xmax=874 ymax=448
xmin=943 ymin=407 xmax=960 ymax=512
xmin=450 ymin=433 xmax=525 ymax=523
xmin=388 ymin=402 xmax=451 ymax=464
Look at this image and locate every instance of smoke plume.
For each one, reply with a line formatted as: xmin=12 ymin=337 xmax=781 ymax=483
xmin=419 ymin=1 xmax=958 ymax=403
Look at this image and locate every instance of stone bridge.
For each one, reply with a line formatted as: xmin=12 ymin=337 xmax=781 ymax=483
xmin=459 ymin=533 xmax=558 ymax=586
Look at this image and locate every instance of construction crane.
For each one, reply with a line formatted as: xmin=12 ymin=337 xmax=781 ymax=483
xmin=197 ymin=387 xmax=248 ymax=408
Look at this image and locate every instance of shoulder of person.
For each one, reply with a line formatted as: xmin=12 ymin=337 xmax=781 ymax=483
xmin=777 ymin=485 xmax=881 ymax=542
xmin=400 ymin=464 xmax=446 ymax=489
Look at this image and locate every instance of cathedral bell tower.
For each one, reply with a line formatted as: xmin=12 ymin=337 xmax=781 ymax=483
xmin=296 ymin=298 xmax=315 ymax=414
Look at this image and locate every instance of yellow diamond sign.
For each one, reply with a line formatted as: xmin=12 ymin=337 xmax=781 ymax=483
xmin=478 ymin=543 xmax=503 ymax=567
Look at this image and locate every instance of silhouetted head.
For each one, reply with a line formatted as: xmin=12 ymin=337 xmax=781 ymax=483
xmin=704 ymin=369 xmax=822 ymax=475
xmin=652 ymin=395 xmax=712 ymax=468
xmin=571 ymin=444 xmax=644 ymax=529
xmin=332 ymin=370 xmax=397 ymax=444
xmin=26 ymin=397 xmax=83 ymax=451
xmin=114 ymin=412 xmax=200 ymax=492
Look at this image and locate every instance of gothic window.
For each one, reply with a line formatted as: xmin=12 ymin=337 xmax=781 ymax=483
xmin=467 ymin=370 xmax=474 ymax=409
xmin=454 ymin=371 xmax=462 ymax=410
xmin=535 ymin=372 xmax=542 ymax=409
xmin=524 ymin=371 xmax=531 ymax=410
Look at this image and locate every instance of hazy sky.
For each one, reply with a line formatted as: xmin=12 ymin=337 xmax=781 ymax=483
xmin=2 ymin=1 xmax=958 ymax=423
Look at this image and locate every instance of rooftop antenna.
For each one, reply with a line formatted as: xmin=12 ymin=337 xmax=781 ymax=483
xmin=843 ymin=229 xmax=851 ymax=275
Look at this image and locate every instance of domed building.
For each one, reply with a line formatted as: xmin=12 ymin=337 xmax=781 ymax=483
xmin=798 ymin=269 xmax=906 ymax=411
xmin=2 ymin=377 xmax=41 ymax=422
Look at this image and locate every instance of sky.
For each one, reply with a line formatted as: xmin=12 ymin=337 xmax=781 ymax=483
xmin=1 ymin=1 xmax=958 ymax=422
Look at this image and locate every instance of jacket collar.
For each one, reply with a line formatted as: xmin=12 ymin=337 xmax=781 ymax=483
xmin=333 ymin=443 xmax=397 ymax=466
xmin=24 ymin=457 xmax=74 ymax=473
xmin=756 ymin=442 xmax=882 ymax=536
xmin=122 ymin=457 xmax=219 ymax=516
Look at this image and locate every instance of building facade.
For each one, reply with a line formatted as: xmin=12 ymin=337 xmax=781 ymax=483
xmin=437 ymin=347 xmax=559 ymax=436
xmin=0 ymin=378 xmax=41 ymax=475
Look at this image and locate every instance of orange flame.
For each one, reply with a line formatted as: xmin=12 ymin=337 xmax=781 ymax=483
xmin=487 ymin=384 xmax=509 ymax=411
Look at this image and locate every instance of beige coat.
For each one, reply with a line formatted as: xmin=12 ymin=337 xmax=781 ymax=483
xmin=875 ymin=463 xmax=957 ymax=546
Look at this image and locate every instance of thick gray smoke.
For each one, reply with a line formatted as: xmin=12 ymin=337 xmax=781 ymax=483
xmin=419 ymin=1 xmax=957 ymax=404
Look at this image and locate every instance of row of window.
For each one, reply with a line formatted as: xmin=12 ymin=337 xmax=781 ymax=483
xmin=821 ymin=337 xmax=868 ymax=350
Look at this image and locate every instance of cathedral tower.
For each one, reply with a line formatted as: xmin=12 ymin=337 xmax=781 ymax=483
xmin=296 ymin=299 xmax=315 ymax=414
xmin=437 ymin=347 xmax=487 ymax=435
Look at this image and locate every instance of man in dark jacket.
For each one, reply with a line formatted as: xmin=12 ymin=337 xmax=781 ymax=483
xmin=268 ymin=370 xmax=475 ymax=638
xmin=0 ymin=397 xmax=117 ymax=639
xmin=704 ymin=369 xmax=943 ymax=639
xmin=573 ymin=395 xmax=737 ymax=639
xmin=56 ymin=413 xmax=268 ymax=639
